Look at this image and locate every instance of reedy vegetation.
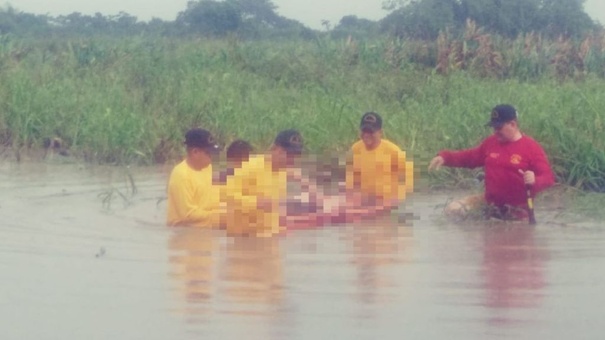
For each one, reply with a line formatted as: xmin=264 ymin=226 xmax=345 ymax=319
xmin=0 ymin=28 xmax=604 ymax=191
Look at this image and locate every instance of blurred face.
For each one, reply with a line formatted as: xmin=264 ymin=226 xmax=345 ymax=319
xmin=187 ymin=147 xmax=213 ymax=169
xmin=492 ymin=120 xmax=520 ymax=142
xmin=270 ymin=145 xmax=288 ymax=170
xmin=227 ymin=157 xmax=246 ymax=169
xmin=271 ymin=145 xmax=300 ymax=170
xmin=360 ymin=129 xmax=382 ymax=150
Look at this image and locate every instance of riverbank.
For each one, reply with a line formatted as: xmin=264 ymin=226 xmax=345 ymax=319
xmin=1 ymin=37 xmax=603 ymax=191
xmin=1 ymin=154 xmax=603 ymax=222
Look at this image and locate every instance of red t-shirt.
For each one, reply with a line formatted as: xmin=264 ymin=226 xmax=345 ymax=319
xmin=439 ymin=134 xmax=555 ymax=207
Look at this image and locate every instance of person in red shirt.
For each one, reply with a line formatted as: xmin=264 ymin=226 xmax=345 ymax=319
xmin=428 ymin=104 xmax=555 ymax=220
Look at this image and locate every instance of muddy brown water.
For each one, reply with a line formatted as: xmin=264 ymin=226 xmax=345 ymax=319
xmin=1 ymin=161 xmax=604 ymax=339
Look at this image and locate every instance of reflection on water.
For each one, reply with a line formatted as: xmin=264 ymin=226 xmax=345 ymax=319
xmin=2 ymin=163 xmax=605 ymax=339
xmin=221 ymin=236 xmax=283 ymax=307
xmin=482 ymin=227 xmax=546 ymax=308
xmin=480 ymin=226 xmax=547 ymax=326
xmin=348 ymin=216 xmax=411 ymax=307
xmin=168 ymin=228 xmax=217 ymax=320
xmin=167 ymin=228 xmax=287 ymax=338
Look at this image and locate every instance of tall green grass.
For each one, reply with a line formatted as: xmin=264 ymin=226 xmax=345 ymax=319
xmin=0 ymin=34 xmax=604 ymax=191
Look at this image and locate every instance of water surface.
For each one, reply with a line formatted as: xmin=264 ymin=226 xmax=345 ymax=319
xmin=1 ymin=161 xmax=604 ymax=339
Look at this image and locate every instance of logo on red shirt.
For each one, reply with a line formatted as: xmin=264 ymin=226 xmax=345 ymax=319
xmin=489 ymin=153 xmax=499 ymax=159
xmin=510 ymin=154 xmax=522 ymax=165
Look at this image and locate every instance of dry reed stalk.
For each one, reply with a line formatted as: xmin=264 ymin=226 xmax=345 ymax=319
xmin=552 ymin=36 xmax=583 ymax=81
xmin=472 ymin=33 xmax=504 ymax=78
xmin=383 ymin=40 xmax=403 ymax=69
xmin=344 ymin=35 xmax=359 ymax=66
xmin=435 ymin=31 xmax=450 ymax=75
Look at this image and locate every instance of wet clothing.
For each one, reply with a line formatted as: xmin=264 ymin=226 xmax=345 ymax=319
xmin=222 ymin=155 xmax=287 ymax=237
xmin=447 ymin=194 xmax=530 ymax=221
xmin=439 ymin=134 xmax=555 ymax=208
xmin=346 ymin=139 xmax=413 ymax=202
xmin=166 ymin=160 xmax=221 ymax=227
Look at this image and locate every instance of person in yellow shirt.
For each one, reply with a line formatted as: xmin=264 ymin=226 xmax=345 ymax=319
xmin=214 ymin=139 xmax=254 ymax=185
xmin=222 ymin=129 xmax=304 ymax=237
xmin=166 ymin=128 xmax=222 ymax=227
xmin=345 ymin=112 xmax=414 ymax=216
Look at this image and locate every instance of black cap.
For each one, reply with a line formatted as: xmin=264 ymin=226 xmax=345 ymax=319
xmin=487 ymin=104 xmax=518 ymax=128
xmin=274 ymin=129 xmax=303 ymax=155
xmin=360 ymin=112 xmax=382 ymax=132
xmin=184 ymin=128 xmax=219 ymax=153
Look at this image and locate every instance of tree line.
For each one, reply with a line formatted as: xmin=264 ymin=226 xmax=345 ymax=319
xmin=0 ymin=0 xmax=313 ymax=39
xmin=380 ymin=0 xmax=597 ymax=39
xmin=0 ymin=0 xmax=601 ymax=40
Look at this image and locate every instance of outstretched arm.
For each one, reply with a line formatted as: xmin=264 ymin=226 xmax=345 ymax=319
xmin=438 ymin=145 xmax=486 ymax=169
xmin=430 ymin=138 xmax=489 ymax=171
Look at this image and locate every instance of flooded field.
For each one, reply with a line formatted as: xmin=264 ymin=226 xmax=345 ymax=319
xmin=1 ymin=161 xmax=604 ymax=339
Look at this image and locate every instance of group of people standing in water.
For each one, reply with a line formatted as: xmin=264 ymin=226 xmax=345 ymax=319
xmin=166 ymin=104 xmax=555 ymax=236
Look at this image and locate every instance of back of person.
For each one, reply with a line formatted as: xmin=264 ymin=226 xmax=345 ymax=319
xmin=222 ymin=154 xmax=287 ymax=237
xmin=215 ymin=140 xmax=254 ymax=185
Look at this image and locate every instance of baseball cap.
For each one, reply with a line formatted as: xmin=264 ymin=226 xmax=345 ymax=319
xmin=360 ymin=112 xmax=383 ymax=132
xmin=486 ymin=104 xmax=518 ymax=128
xmin=274 ymin=129 xmax=303 ymax=155
xmin=184 ymin=128 xmax=219 ymax=153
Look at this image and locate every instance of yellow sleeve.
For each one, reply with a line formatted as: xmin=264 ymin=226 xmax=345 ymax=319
xmin=223 ymin=164 xmax=258 ymax=211
xmin=167 ymin=171 xmax=216 ymax=225
xmin=394 ymin=148 xmax=414 ymax=193
xmin=405 ymin=159 xmax=414 ymax=193
xmin=345 ymin=148 xmax=358 ymax=191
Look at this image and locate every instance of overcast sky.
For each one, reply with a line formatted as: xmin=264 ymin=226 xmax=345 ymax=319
xmin=3 ymin=0 xmax=605 ymax=30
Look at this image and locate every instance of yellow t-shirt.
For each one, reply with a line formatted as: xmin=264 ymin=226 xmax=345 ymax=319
xmin=346 ymin=139 xmax=413 ymax=201
xmin=166 ymin=160 xmax=221 ymax=227
xmin=222 ymin=155 xmax=287 ymax=237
